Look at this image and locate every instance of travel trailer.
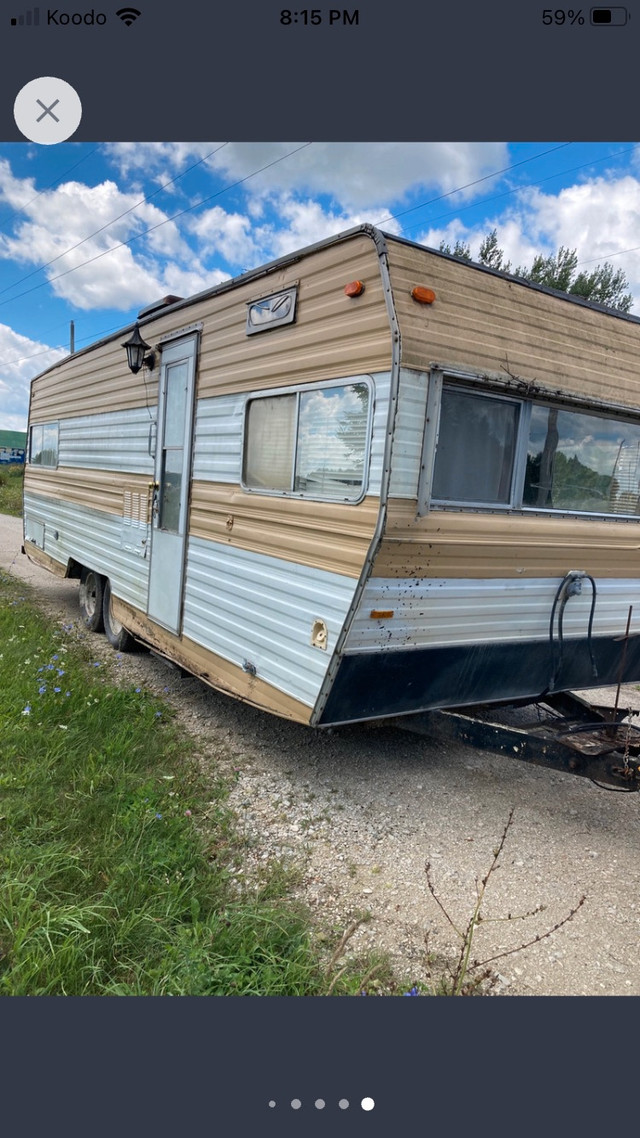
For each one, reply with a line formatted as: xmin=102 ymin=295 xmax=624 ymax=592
xmin=23 ymin=224 xmax=640 ymax=729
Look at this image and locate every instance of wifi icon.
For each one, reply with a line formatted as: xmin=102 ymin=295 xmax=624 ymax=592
xmin=116 ymin=6 xmax=141 ymax=25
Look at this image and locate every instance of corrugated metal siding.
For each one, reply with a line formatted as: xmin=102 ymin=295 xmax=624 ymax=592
xmin=29 ymin=338 xmax=156 ymax=422
xmin=345 ymin=576 xmax=640 ymax=652
xmin=182 ymin=537 xmax=358 ymax=707
xmin=189 ymin=483 xmax=379 ymax=578
xmin=30 ymin=232 xmax=392 ymax=421
xmin=387 ymin=241 xmax=640 ymax=411
xmin=192 ymin=236 xmax=391 ymax=399
xmin=23 ymin=492 xmax=149 ymax=609
xmin=376 ymin=501 xmax=640 ymax=580
xmin=387 ymin=369 xmax=429 ymax=498
xmin=24 ymin=466 xmax=152 ymax=517
xmin=192 ymin=394 xmax=244 ymax=483
xmin=59 ymin=409 xmax=156 ymax=474
xmin=368 ymin=371 xmax=390 ymax=493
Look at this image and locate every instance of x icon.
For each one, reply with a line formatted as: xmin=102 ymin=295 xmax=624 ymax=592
xmin=36 ymin=98 xmax=60 ymax=123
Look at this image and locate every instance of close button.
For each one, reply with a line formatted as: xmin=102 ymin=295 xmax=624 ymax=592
xmin=14 ymin=77 xmax=82 ymax=144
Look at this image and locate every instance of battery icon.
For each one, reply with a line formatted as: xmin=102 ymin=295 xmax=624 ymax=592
xmin=590 ymin=7 xmax=628 ymax=23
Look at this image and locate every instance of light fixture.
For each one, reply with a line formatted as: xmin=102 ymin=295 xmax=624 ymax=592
xmin=411 ymin=286 xmax=436 ymax=304
xmin=344 ymin=280 xmax=365 ymax=297
xmin=122 ymin=323 xmax=156 ymax=374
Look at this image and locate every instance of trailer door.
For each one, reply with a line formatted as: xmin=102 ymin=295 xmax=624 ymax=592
xmin=147 ymin=333 xmax=198 ymax=632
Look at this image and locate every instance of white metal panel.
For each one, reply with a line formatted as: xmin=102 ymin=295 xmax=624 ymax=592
xmin=59 ymin=408 xmax=156 ymax=475
xmin=23 ymin=491 xmax=150 ymax=610
xmin=345 ymin=575 xmax=640 ymax=652
xmin=387 ymin=369 xmax=429 ymax=499
xmin=192 ymin=394 xmax=244 ymax=483
xmin=367 ymin=371 xmax=390 ymax=495
xmin=182 ymin=537 xmax=357 ymax=706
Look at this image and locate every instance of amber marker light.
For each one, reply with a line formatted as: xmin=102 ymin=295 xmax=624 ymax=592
xmin=344 ymin=280 xmax=365 ymax=297
xmin=369 ymin=610 xmax=394 ymax=619
xmin=411 ymin=286 xmax=436 ymax=304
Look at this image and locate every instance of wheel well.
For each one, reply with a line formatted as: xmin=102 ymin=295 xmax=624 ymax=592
xmin=65 ymin=558 xmax=83 ymax=580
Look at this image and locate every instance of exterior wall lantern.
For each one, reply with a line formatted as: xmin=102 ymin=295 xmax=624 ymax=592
xmin=122 ymin=323 xmax=156 ymax=374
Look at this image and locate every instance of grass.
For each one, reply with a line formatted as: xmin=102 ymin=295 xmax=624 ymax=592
xmin=0 ymin=572 xmax=394 ymax=996
xmin=0 ymin=464 xmax=24 ymax=517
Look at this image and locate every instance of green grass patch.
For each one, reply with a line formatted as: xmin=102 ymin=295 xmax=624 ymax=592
xmin=0 ymin=573 xmax=390 ymax=996
xmin=0 ymin=465 xmax=24 ymax=518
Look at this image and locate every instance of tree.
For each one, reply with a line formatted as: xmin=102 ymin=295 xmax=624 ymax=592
xmin=438 ymin=228 xmax=633 ymax=312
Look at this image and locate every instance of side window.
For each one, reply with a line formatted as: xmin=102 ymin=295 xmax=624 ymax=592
xmin=29 ymin=422 xmax=59 ymax=467
xmin=243 ymin=381 xmax=370 ymax=502
xmin=431 ymin=387 xmax=519 ymax=506
xmin=427 ymin=378 xmax=640 ymax=519
xmin=524 ymin=404 xmax=640 ymax=516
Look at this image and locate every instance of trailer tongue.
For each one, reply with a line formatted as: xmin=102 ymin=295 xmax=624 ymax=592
xmin=393 ymin=691 xmax=640 ymax=791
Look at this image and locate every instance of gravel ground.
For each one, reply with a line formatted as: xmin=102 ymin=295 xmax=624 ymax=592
xmin=3 ymin=512 xmax=640 ymax=995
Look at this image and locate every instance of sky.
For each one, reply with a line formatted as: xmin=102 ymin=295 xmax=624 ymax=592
xmin=2 ymin=139 xmax=640 ymax=433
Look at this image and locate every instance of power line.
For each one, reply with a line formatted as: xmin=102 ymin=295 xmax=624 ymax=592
xmin=374 ymin=142 xmax=573 ymax=230
xmin=397 ymin=144 xmax=638 ymax=239
xmin=0 ymin=143 xmax=230 ymax=300
xmin=0 ymin=143 xmax=312 ymax=312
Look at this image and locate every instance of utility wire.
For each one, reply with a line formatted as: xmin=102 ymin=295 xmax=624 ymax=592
xmin=0 ymin=142 xmax=312 ymax=313
xmin=0 ymin=143 xmax=230 ymax=299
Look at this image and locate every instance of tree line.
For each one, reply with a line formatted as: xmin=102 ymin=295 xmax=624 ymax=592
xmin=438 ymin=229 xmax=633 ymax=313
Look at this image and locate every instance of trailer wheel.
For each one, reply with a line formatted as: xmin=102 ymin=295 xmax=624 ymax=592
xmin=103 ymin=580 xmax=137 ymax=652
xmin=79 ymin=567 xmax=105 ymax=632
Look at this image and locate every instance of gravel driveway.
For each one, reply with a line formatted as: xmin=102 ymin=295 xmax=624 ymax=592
xmin=3 ymin=512 xmax=640 ymax=995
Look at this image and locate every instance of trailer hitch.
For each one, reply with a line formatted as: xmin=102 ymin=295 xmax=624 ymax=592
xmin=392 ymin=691 xmax=640 ymax=791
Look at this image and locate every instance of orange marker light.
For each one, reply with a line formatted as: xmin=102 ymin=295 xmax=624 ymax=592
xmin=411 ymin=286 xmax=436 ymax=304
xmin=369 ymin=610 xmax=394 ymax=619
xmin=344 ymin=280 xmax=365 ymax=297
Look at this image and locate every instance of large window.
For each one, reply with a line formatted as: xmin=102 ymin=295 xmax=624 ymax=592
xmin=243 ymin=380 xmax=371 ymax=502
xmin=428 ymin=381 xmax=640 ymax=518
xmin=29 ymin=422 xmax=59 ymax=467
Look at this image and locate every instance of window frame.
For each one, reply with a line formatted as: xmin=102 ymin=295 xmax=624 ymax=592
xmin=420 ymin=373 xmax=640 ymax=522
xmin=241 ymin=375 xmax=374 ymax=505
xmin=28 ymin=421 xmax=59 ymax=468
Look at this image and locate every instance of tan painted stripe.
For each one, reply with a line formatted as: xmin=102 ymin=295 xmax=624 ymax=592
xmin=111 ymin=597 xmax=311 ymax=724
xmin=375 ymin=499 xmax=640 ymax=579
xmin=189 ymin=482 xmax=380 ymax=578
xmin=23 ymin=542 xmax=68 ymax=577
xmin=24 ymin=467 xmax=154 ymax=517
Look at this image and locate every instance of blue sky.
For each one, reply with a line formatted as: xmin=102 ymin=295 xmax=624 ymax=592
xmin=1 ymin=140 xmax=640 ymax=432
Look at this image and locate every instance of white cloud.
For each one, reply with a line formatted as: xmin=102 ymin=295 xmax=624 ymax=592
xmin=106 ymin=141 xmax=510 ymax=211
xmin=0 ymin=323 xmax=66 ymax=431
xmin=188 ymin=206 xmax=261 ymax=266
xmin=0 ymin=169 xmax=211 ymax=311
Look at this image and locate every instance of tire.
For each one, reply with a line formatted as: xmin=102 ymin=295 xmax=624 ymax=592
xmin=79 ymin=567 xmax=105 ymax=632
xmin=103 ymin=579 xmax=137 ymax=652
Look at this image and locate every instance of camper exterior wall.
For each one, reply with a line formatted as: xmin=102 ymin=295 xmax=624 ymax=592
xmin=387 ymin=238 xmax=640 ymax=410
xmin=28 ymin=233 xmax=390 ymax=423
xmin=318 ymin=236 xmax=640 ymax=724
xmin=24 ymin=230 xmax=394 ymax=723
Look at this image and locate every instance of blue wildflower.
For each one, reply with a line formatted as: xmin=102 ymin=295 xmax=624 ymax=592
xmin=39 ymin=685 xmax=46 ymax=694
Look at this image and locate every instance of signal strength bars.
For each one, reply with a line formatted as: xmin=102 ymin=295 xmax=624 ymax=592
xmin=11 ymin=7 xmax=39 ymax=24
